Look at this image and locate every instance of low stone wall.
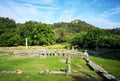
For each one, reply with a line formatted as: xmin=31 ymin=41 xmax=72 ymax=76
xmin=0 ymin=47 xmax=87 ymax=58
xmin=70 ymin=54 xmax=87 ymax=58
xmin=0 ymin=50 xmax=13 ymax=54
xmin=40 ymin=70 xmax=66 ymax=74
xmin=0 ymin=70 xmax=22 ymax=75
xmin=0 ymin=49 xmax=87 ymax=58
xmin=84 ymin=58 xmax=119 ymax=81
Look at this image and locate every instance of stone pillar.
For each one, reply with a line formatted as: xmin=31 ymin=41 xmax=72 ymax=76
xmin=72 ymin=46 xmax=74 ymax=51
xmin=66 ymin=57 xmax=71 ymax=64
xmin=54 ymin=53 xmax=57 ymax=56
xmin=66 ymin=56 xmax=72 ymax=74
xmin=66 ymin=64 xmax=71 ymax=74
xmin=26 ymin=38 xmax=28 ymax=50
xmin=84 ymin=50 xmax=89 ymax=58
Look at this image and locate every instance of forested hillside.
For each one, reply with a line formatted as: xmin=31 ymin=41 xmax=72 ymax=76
xmin=52 ymin=19 xmax=95 ymax=43
xmin=0 ymin=17 xmax=120 ymax=49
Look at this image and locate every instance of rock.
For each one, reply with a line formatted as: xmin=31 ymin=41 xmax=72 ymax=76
xmin=11 ymin=71 xmax=16 ymax=74
xmin=103 ymin=74 xmax=119 ymax=81
xmin=0 ymin=70 xmax=22 ymax=75
xmin=7 ymin=71 xmax=12 ymax=74
xmin=1 ymin=71 xmax=6 ymax=74
xmin=44 ymin=69 xmax=50 ymax=74
xmin=15 ymin=70 xmax=22 ymax=74
xmin=72 ymin=70 xmax=78 ymax=73
xmin=40 ymin=71 xmax=44 ymax=74
xmin=50 ymin=71 xmax=66 ymax=74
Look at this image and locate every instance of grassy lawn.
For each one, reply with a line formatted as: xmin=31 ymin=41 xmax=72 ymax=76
xmin=16 ymin=43 xmax=69 ymax=49
xmin=90 ymin=56 xmax=120 ymax=80
xmin=0 ymin=54 xmax=103 ymax=81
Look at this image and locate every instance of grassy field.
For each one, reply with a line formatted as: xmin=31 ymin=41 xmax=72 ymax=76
xmin=0 ymin=45 xmax=119 ymax=81
xmin=90 ymin=56 xmax=120 ymax=80
xmin=0 ymin=54 xmax=103 ymax=81
xmin=17 ymin=43 xmax=70 ymax=49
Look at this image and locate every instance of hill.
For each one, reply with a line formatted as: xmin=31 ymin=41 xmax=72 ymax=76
xmin=52 ymin=19 xmax=95 ymax=43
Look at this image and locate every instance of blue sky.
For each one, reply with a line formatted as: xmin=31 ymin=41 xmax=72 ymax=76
xmin=0 ymin=0 xmax=120 ymax=29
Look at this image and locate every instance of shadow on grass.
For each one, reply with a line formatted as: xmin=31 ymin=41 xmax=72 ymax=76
xmin=71 ymin=75 xmax=105 ymax=81
xmin=88 ymin=49 xmax=120 ymax=61
xmin=72 ymin=75 xmax=92 ymax=81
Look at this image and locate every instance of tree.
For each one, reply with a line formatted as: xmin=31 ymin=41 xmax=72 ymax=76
xmin=32 ymin=23 xmax=56 ymax=45
xmin=0 ymin=17 xmax=17 ymax=46
xmin=102 ymin=35 xmax=120 ymax=48
xmin=107 ymin=28 xmax=120 ymax=35
xmin=16 ymin=21 xmax=56 ymax=46
xmin=56 ymin=29 xmax=67 ymax=43
xmin=0 ymin=17 xmax=16 ymax=35
xmin=0 ymin=29 xmax=18 ymax=46
xmin=70 ymin=32 xmax=86 ymax=47
xmin=0 ymin=17 xmax=56 ymax=46
xmin=83 ymin=28 xmax=110 ymax=48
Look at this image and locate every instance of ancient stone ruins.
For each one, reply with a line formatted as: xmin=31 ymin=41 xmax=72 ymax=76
xmin=0 ymin=47 xmax=119 ymax=81
xmin=0 ymin=70 xmax=22 ymax=75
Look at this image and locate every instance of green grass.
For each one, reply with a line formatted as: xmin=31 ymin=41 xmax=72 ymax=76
xmin=90 ymin=56 xmax=120 ymax=80
xmin=0 ymin=56 xmax=67 ymax=72
xmin=17 ymin=43 xmax=68 ymax=49
xmin=0 ymin=54 xmax=103 ymax=81
xmin=71 ymin=58 xmax=103 ymax=80
xmin=0 ymin=73 xmax=74 ymax=81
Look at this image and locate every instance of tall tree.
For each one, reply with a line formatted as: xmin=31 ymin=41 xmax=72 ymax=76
xmin=83 ymin=28 xmax=110 ymax=48
xmin=0 ymin=17 xmax=17 ymax=46
xmin=71 ymin=32 xmax=87 ymax=47
xmin=32 ymin=23 xmax=56 ymax=45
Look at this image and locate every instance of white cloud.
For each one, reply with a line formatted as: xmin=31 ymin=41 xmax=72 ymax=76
xmin=90 ymin=7 xmax=120 ymax=28
xmin=20 ymin=0 xmax=55 ymax=5
xmin=100 ymin=7 xmax=120 ymax=17
xmin=84 ymin=0 xmax=97 ymax=7
xmin=0 ymin=0 xmax=120 ymax=29
xmin=0 ymin=0 xmax=58 ymax=23
xmin=86 ymin=17 xmax=120 ymax=29
xmin=8 ymin=1 xmax=39 ymax=16
xmin=40 ymin=0 xmax=55 ymax=5
xmin=55 ymin=8 xmax=76 ymax=23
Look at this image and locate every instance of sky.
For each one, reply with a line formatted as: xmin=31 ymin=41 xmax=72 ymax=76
xmin=0 ymin=0 xmax=120 ymax=29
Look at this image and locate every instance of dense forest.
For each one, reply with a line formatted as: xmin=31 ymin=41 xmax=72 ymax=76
xmin=0 ymin=17 xmax=56 ymax=46
xmin=0 ymin=17 xmax=120 ymax=49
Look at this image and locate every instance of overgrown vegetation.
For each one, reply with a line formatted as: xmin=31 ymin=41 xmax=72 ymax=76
xmin=0 ymin=17 xmax=120 ymax=49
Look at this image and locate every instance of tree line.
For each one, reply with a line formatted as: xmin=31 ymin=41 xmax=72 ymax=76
xmin=0 ymin=17 xmax=120 ymax=49
xmin=71 ymin=28 xmax=120 ymax=49
xmin=0 ymin=17 xmax=56 ymax=46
